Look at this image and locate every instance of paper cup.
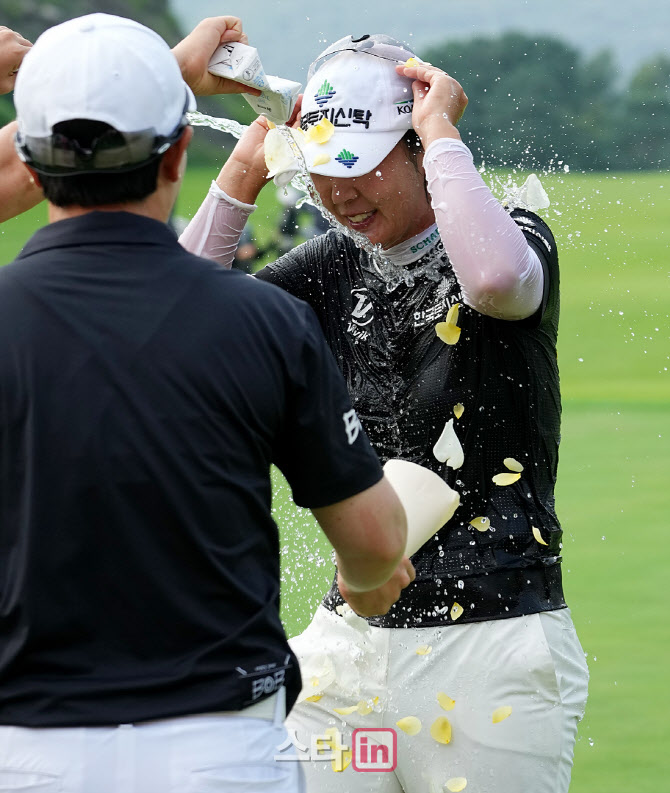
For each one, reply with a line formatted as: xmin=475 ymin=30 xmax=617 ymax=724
xmin=383 ymin=460 xmax=460 ymax=558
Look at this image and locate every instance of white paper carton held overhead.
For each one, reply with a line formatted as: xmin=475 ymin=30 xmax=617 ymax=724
xmin=207 ymin=41 xmax=301 ymax=125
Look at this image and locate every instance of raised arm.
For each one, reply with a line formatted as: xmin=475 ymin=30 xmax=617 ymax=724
xmin=397 ymin=61 xmax=545 ymax=321
xmin=171 ymin=16 xmax=260 ymax=97
xmin=0 ymin=121 xmax=43 ymax=223
xmin=179 ymin=117 xmax=272 ymax=264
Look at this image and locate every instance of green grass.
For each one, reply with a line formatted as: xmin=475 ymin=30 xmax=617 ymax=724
xmin=2 ymin=164 xmax=669 ymax=791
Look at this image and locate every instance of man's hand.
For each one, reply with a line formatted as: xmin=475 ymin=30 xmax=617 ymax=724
xmin=338 ymin=556 xmax=416 ymax=618
xmin=0 ymin=27 xmax=32 ymax=94
xmin=172 ymin=16 xmax=261 ymax=97
xmin=395 ymin=61 xmax=468 ymax=149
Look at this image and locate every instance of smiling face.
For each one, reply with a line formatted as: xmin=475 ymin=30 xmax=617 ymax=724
xmin=309 ymin=141 xmax=436 ymax=250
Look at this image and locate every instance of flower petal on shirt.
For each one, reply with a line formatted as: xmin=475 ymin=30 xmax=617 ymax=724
xmin=492 ymin=472 xmax=521 ymax=486
xmin=532 ymin=526 xmax=549 ymax=546
xmin=503 ymin=457 xmax=524 ymax=472
xmin=469 ymin=516 xmax=491 ymax=532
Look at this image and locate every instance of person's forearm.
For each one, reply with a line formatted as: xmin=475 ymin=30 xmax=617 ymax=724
xmin=425 ymin=138 xmax=544 ymax=320
xmin=178 ymin=181 xmax=255 ymax=266
xmin=0 ymin=121 xmax=43 ymax=223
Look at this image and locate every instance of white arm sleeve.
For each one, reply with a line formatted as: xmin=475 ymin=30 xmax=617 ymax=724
xmin=424 ymin=139 xmax=545 ymax=320
xmin=178 ymin=181 xmax=256 ymax=269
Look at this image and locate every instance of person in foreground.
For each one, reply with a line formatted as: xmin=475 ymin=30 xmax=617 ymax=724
xmin=180 ymin=34 xmax=590 ymax=793
xmin=0 ymin=18 xmax=414 ymax=793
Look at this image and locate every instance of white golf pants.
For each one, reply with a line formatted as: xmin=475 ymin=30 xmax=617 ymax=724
xmin=0 ymin=689 xmax=305 ymax=793
xmin=285 ymin=607 xmax=589 ymax=793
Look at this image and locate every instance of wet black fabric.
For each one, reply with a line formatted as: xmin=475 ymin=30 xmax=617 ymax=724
xmin=256 ymin=210 xmax=566 ymax=627
xmin=0 ymin=212 xmax=383 ymax=726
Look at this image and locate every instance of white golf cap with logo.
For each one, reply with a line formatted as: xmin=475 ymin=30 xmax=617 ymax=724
xmin=14 ymin=13 xmax=196 ymax=174
xmin=300 ymin=35 xmax=417 ymax=178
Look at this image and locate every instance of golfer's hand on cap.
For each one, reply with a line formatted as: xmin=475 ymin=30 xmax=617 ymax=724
xmin=396 ymin=61 xmax=468 ymax=149
xmin=338 ymin=556 xmax=416 ymax=618
xmin=0 ymin=26 xmax=32 ymax=94
xmin=172 ymin=16 xmax=261 ymax=97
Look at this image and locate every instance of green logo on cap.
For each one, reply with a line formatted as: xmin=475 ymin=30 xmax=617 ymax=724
xmin=315 ymin=80 xmax=336 ymax=106
xmin=335 ymin=149 xmax=359 ymax=169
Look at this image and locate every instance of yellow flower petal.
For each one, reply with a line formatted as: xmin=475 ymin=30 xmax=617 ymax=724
xmin=532 ymin=526 xmax=549 ymax=546
xmin=469 ymin=516 xmax=491 ymax=532
xmin=266 ymin=120 xmax=276 ymax=130
xmin=446 ymin=777 xmax=468 ymax=792
xmin=437 ymin=692 xmax=456 ymax=711
xmin=311 ymin=676 xmax=320 ymax=687
xmin=492 ymin=705 xmax=513 ymax=723
xmin=304 ymin=117 xmax=335 ymax=145
xmin=451 ymin=602 xmax=464 ymax=621
xmin=396 ymin=716 xmax=422 ymax=735
xmin=333 ymin=705 xmax=358 ymax=715
xmin=435 ymin=322 xmax=461 ymax=345
xmin=436 ymin=303 xmax=462 ymax=345
xmin=405 ymin=57 xmax=420 ymax=67
xmin=357 ymin=700 xmax=373 ymax=715
xmin=311 ymin=153 xmax=331 ymax=167
xmin=453 ymin=403 xmax=464 ymax=419
xmin=430 ymin=716 xmax=452 ymax=744
xmin=503 ymin=457 xmax=524 ymax=472
xmin=305 ymin=694 xmax=323 ymax=702
xmin=492 ymin=472 xmax=521 ymax=486
xmin=445 ymin=302 xmax=461 ymax=326
xmin=416 ymin=644 xmax=433 ymax=655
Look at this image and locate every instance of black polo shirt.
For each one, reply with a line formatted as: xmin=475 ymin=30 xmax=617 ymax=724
xmin=0 ymin=212 xmax=383 ymax=727
xmin=257 ymin=210 xmax=566 ymax=628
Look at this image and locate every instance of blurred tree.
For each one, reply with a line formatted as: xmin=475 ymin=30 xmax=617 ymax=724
xmin=423 ymin=33 xmax=623 ymax=171
xmin=619 ymin=54 xmax=670 ymax=169
xmin=0 ymin=0 xmax=182 ymax=45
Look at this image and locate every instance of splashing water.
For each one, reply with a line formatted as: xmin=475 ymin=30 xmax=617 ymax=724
xmin=187 ymin=111 xmax=442 ymax=292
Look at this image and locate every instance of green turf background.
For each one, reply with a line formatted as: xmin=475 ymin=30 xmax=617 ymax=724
xmin=1 ymin=163 xmax=668 ymax=791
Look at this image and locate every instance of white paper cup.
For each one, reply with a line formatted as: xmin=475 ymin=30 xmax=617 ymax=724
xmin=383 ymin=460 xmax=460 ymax=557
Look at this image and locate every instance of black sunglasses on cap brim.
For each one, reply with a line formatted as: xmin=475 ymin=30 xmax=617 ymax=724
xmin=307 ymin=34 xmax=417 ymax=81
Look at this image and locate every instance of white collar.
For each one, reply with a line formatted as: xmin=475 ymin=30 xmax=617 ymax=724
xmin=383 ymin=223 xmax=441 ymax=266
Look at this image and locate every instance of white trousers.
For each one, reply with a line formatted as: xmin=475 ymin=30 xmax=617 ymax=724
xmin=0 ymin=690 xmax=305 ymax=793
xmin=285 ymin=607 xmax=589 ymax=793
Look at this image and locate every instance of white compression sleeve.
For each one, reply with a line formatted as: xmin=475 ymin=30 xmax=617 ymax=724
xmin=424 ymin=139 xmax=544 ymax=320
xmin=178 ymin=181 xmax=256 ymax=268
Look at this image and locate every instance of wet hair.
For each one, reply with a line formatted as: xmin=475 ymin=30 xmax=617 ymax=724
xmin=37 ymin=120 xmax=164 ymax=208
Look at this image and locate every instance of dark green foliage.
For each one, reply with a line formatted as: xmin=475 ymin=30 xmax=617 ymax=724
xmin=423 ymin=32 xmax=667 ymax=171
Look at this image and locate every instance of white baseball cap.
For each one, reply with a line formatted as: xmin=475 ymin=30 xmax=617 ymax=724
xmin=300 ymin=34 xmax=417 ymax=178
xmin=14 ymin=13 xmax=196 ymax=174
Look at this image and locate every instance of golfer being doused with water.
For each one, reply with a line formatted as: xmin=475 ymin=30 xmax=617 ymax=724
xmin=182 ymin=33 xmax=590 ymax=793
